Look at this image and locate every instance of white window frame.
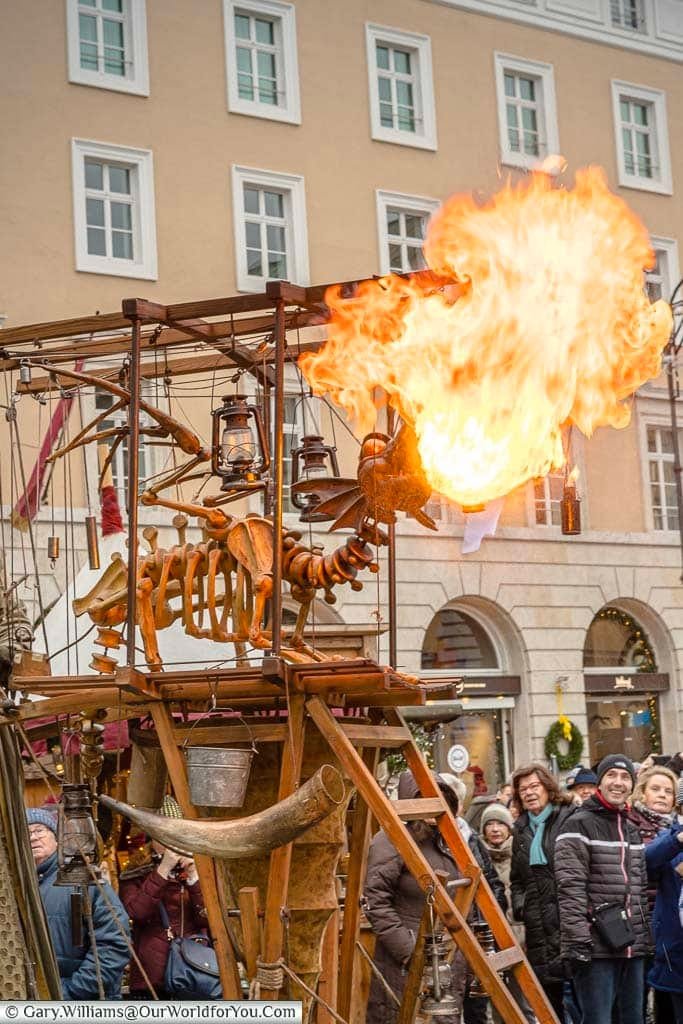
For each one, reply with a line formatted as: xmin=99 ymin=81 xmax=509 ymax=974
xmin=66 ymin=0 xmax=149 ymax=96
xmin=532 ymin=471 xmax=565 ymax=527
xmin=494 ymin=53 xmax=559 ymax=170
xmin=71 ymin=138 xmax=158 ymax=280
xmin=223 ymin=0 xmax=301 ymax=124
xmin=639 ymin=418 xmax=682 ymax=532
xmin=231 ymin=165 xmax=309 ymax=293
xmin=365 ymin=24 xmax=437 ymax=151
xmin=610 ymin=0 xmax=647 ymax=34
xmin=646 ymin=236 xmax=680 ymax=304
xmin=375 ymin=190 xmax=440 ymax=276
xmin=611 ymin=80 xmax=672 ymax=195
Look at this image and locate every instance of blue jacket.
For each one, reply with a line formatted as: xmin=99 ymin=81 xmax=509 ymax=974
xmin=645 ymin=825 xmax=683 ymax=994
xmin=37 ymin=853 xmax=130 ymax=999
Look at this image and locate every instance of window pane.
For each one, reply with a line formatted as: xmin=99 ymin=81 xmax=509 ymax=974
xmin=85 ymin=159 xmax=104 ymax=191
xmin=376 ymin=45 xmax=389 ymax=70
xmin=620 ymin=99 xmax=630 ymax=122
xmin=112 ymin=231 xmax=133 ymax=259
xmin=102 ymin=0 xmax=123 ymax=11
xmin=386 ymin=210 xmax=401 ymax=236
xmin=244 ymin=187 xmax=259 ymax=214
xmin=393 ymin=49 xmax=411 ymax=75
xmin=238 ymin=73 xmax=254 ymax=99
xmin=79 ymin=0 xmax=96 ymax=6
xmin=236 ymin=47 xmax=252 ymax=72
xmin=245 ymin=221 xmax=261 ymax=248
xmin=234 ymin=14 xmax=250 ymax=39
xmin=634 ymin=103 xmax=648 ymax=126
xmin=404 ymin=214 xmax=424 ymax=239
xmin=504 ymin=73 xmax=516 ymax=98
xmin=506 ymin=104 xmax=518 ymax=129
xmin=389 ymin=243 xmax=403 ymax=271
xmin=378 ymin=76 xmax=392 ymax=102
xmin=661 ymin=429 xmax=674 ymax=453
xmin=379 ymin=102 xmax=394 ymax=128
xmin=86 ymin=197 xmax=105 ymax=227
xmin=247 ymin=248 xmax=262 ymax=275
xmin=79 ymin=13 xmax=98 ymax=42
xmin=649 ymin=461 xmax=659 ymax=483
xmin=254 ymin=18 xmax=274 ymax=45
xmin=396 ymin=80 xmax=413 ymax=107
xmin=266 ymin=224 xmax=286 ymax=253
xmin=268 ymin=252 xmax=287 ymax=278
xmin=80 ymin=42 xmax=99 ymax=70
xmin=87 ymin=226 xmax=107 ymax=256
xmin=406 ymin=244 xmax=424 ymax=270
xmin=108 ymin=165 xmax=131 ymax=194
xmin=111 ymin=202 xmax=132 ymax=230
xmin=508 ymin=127 xmax=520 ymax=152
xmin=258 ymin=79 xmax=277 ymax=104
xmin=257 ymin=50 xmax=275 ymax=77
xmin=103 ymin=19 xmax=123 ymax=47
xmin=264 ymin=191 xmax=284 ymax=218
xmin=519 ymin=76 xmax=535 ymax=101
xmin=397 ymin=106 xmax=415 ymax=132
xmin=104 ymin=48 xmax=125 ymax=75
xmin=647 ymin=428 xmax=658 ymax=452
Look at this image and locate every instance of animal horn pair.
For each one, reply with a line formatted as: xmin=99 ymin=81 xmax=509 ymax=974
xmin=99 ymin=764 xmax=345 ymax=859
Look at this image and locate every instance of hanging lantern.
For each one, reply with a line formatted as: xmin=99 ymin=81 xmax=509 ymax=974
xmin=85 ymin=515 xmax=100 ymax=570
xmin=47 ymin=535 xmax=60 ymax=566
xmin=210 ymin=394 xmax=270 ymax=492
xmin=290 ymin=435 xmax=340 ymax=522
xmin=468 ymin=921 xmax=496 ymax=998
xmin=55 ymin=783 xmax=100 ymax=887
xmin=19 ymin=360 xmax=32 ymax=385
xmin=561 ymin=482 xmax=581 ymax=535
xmin=420 ymin=932 xmax=461 ymax=1017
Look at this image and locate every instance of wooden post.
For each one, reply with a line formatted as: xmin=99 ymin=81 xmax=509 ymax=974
xmin=238 ymin=887 xmax=263 ymax=984
xmin=338 ymin=746 xmax=379 ymax=1020
xmin=259 ymin=693 xmax=306 ymax=998
xmin=315 ymin=908 xmax=339 ymax=1024
xmin=149 ymin=703 xmax=242 ymax=998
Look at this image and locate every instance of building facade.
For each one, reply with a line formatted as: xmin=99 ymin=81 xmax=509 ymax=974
xmin=2 ymin=0 xmax=683 ymax=795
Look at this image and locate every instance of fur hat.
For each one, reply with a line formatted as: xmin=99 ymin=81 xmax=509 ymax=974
xmin=435 ymin=772 xmax=467 ymax=812
xmin=480 ymin=802 xmax=513 ymax=831
xmin=26 ymin=808 xmax=58 ymax=834
xmin=597 ymin=754 xmax=636 ymax=785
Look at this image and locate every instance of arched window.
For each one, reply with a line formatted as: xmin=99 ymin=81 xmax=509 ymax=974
xmin=421 ymin=607 xmax=499 ymax=671
xmin=584 ymin=607 xmax=657 ymax=672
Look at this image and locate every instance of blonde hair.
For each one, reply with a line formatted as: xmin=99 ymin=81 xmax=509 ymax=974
xmin=632 ymin=766 xmax=678 ymax=809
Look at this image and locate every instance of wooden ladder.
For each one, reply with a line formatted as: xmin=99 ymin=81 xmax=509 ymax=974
xmin=307 ymin=697 xmax=560 ymax=1024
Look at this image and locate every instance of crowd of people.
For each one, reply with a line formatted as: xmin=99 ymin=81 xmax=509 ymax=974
xmin=363 ymin=752 xmax=683 ymax=1024
xmin=23 ymin=749 xmax=683 ymax=1023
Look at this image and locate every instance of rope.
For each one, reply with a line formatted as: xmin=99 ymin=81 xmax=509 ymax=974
xmin=355 ymin=940 xmax=401 ymax=1007
xmin=255 ymin=959 xmax=285 ymax=989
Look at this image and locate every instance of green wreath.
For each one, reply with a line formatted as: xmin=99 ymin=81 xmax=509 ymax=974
xmin=544 ymin=719 xmax=584 ymax=771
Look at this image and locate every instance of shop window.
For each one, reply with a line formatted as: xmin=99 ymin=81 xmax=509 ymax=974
xmin=422 ymin=607 xmax=499 ymax=671
xmin=587 ymin=696 xmax=661 ymax=764
xmin=432 ymin=709 xmax=508 ymax=798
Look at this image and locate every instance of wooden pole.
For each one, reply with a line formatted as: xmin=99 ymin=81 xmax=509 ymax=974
xmin=149 ymin=703 xmax=241 ymax=998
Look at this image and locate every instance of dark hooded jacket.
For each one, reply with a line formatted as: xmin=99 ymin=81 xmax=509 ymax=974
xmin=554 ymin=793 xmax=650 ymax=959
xmin=645 ymin=824 xmax=683 ymax=994
xmin=37 ymin=852 xmax=130 ymax=999
xmin=510 ymin=800 xmax=575 ymax=984
xmin=362 ymin=773 xmax=505 ymax=1024
xmin=119 ymin=860 xmax=208 ymax=994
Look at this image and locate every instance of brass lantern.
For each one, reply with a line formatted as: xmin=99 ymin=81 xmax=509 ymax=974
xmin=561 ymin=482 xmax=581 ymax=535
xmin=290 ymin=435 xmax=340 ymax=522
xmin=211 ymin=395 xmax=270 ymax=492
xmin=55 ymin=783 xmax=100 ymax=887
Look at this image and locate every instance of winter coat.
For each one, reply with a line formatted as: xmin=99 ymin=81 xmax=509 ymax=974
xmin=555 ymin=794 xmax=651 ymax=960
xmin=645 ymin=825 xmax=683 ymax=993
xmin=480 ymin=834 xmax=525 ymax=945
xmin=457 ymin=817 xmax=508 ymax=914
xmin=363 ymin=773 xmax=473 ymax=1024
xmin=36 ymin=852 xmax=130 ymax=999
xmin=510 ymin=801 xmax=575 ymax=984
xmin=119 ymin=861 xmax=208 ymax=994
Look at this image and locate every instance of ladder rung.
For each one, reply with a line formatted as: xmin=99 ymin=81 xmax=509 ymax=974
xmin=488 ymin=947 xmax=525 ymax=972
xmin=394 ymin=798 xmax=445 ymax=820
xmin=341 ymin=724 xmax=411 ymax=748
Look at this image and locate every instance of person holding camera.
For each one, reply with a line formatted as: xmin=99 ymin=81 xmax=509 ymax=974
xmin=554 ymin=754 xmax=650 ymax=1024
xmin=119 ymin=798 xmax=208 ymax=999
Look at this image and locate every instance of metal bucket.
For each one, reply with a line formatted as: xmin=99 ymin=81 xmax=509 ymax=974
xmin=185 ymin=745 xmax=254 ymax=808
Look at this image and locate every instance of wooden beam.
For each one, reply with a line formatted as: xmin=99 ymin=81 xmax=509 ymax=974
xmin=149 ymin=703 xmax=242 ymax=999
xmin=340 ymin=724 xmax=411 ymax=748
xmin=338 ymin=746 xmax=379 ymax=1021
xmin=17 ymin=352 xmax=237 ymax=395
xmin=0 ymin=688 xmax=123 ymax=726
xmin=237 ymin=887 xmax=262 ymax=984
xmin=259 ymin=694 xmax=305 ymax=999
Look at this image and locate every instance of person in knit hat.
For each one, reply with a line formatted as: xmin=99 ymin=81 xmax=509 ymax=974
xmin=555 ymin=753 xmax=650 ymax=1024
xmin=25 ymin=806 xmax=129 ymax=999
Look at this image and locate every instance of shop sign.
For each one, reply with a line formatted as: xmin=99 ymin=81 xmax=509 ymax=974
xmin=446 ymin=743 xmax=470 ymax=774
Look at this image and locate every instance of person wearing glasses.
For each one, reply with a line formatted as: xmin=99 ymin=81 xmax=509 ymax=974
xmin=509 ymin=763 xmax=576 ymax=1019
xmin=26 ymin=807 xmax=130 ymax=999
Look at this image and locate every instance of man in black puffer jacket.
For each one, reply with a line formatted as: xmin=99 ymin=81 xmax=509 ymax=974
xmin=555 ymin=754 xmax=650 ymax=1024
xmin=510 ymin=763 xmax=576 ymax=1019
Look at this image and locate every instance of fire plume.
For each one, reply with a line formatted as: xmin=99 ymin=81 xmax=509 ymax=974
xmin=300 ymin=167 xmax=672 ymax=508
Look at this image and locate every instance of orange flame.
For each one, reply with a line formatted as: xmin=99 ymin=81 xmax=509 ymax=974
xmin=300 ymin=167 xmax=672 ymax=508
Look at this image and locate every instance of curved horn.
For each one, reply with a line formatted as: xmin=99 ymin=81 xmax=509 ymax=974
xmin=99 ymin=764 xmax=346 ymax=859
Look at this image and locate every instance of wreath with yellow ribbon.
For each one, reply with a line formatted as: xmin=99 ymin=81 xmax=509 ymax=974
xmin=544 ymin=716 xmax=584 ymax=771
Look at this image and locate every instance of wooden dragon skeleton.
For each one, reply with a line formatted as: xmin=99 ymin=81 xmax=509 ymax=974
xmin=41 ymin=364 xmax=436 ymax=672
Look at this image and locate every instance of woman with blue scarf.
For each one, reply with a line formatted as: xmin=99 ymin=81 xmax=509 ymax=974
xmin=510 ymin=763 xmax=576 ymax=1020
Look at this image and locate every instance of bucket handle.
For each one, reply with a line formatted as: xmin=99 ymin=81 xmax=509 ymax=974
xmin=182 ymin=697 xmax=258 ymax=755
